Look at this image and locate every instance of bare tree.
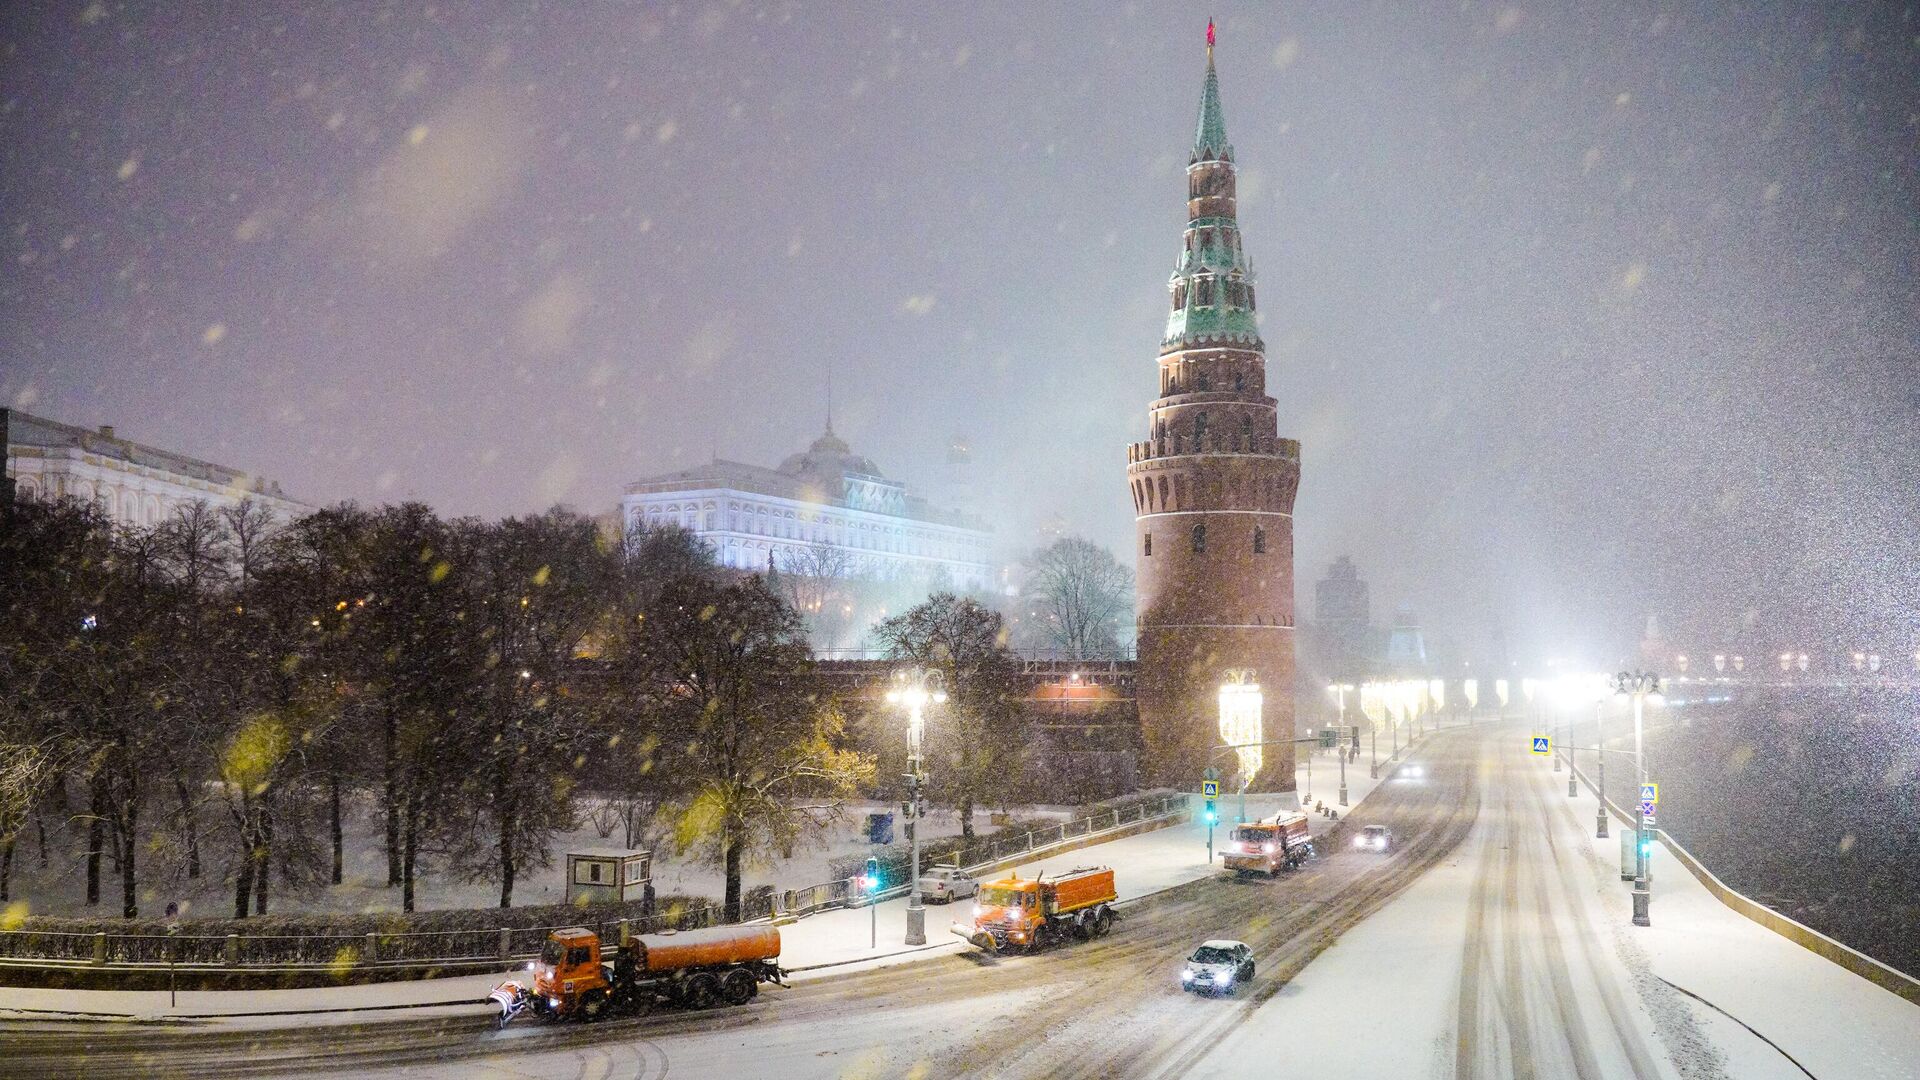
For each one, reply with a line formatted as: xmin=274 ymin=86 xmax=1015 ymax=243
xmin=633 ymin=574 xmax=872 ymax=920
xmin=873 ymin=593 xmax=1025 ymax=839
xmin=775 ymin=541 xmax=857 ymax=650
xmin=1024 ymin=537 xmax=1134 ymax=660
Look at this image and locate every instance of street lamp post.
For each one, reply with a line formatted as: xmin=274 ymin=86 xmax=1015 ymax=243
xmin=1593 ymin=692 xmax=1609 ymax=838
xmin=1369 ymin=696 xmax=1379 ymax=780
xmin=1611 ymin=670 xmax=1660 ymax=928
xmin=1329 ymin=684 xmax=1353 ymax=806
xmin=1337 ymin=727 xmax=1348 ymax=807
xmin=886 ymin=667 xmax=947 ymax=946
xmin=1567 ymin=701 xmax=1578 ymax=798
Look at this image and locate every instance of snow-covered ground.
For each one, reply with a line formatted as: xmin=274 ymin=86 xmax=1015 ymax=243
xmin=1192 ymin=722 xmax=1920 ymax=1080
xmin=0 ymin=741 xmax=1394 ymax=1022
xmin=2 ymin=796 xmax=1071 ymax=921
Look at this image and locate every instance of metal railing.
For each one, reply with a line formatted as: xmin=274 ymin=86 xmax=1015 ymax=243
xmin=777 ymin=792 xmax=1186 ymax=916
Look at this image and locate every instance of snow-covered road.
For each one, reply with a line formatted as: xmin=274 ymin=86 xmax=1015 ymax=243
xmin=1194 ymin=722 xmax=1920 ymax=1080
xmin=11 ymin=721 xmax=1913 ymax=1079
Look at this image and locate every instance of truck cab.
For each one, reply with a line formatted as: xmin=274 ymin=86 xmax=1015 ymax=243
xmin=972 ymin=880 xmax=1043 ymax=946
xmin=532 ymin=927 xmax=613 ymax=1019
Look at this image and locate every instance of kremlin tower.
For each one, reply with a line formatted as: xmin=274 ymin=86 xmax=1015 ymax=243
xmin=1127 ymin=25 xmax=1302 ymax=790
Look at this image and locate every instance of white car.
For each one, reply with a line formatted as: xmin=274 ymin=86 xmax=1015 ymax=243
xmin=1354 ymin=824 xmax=1394 ymax=852
xmin=1180 ymin=939 xmax=1255 ymax=995
xmin=918 ymin=864 xmax=978 ymax=903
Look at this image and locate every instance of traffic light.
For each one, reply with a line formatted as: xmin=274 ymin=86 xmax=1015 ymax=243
xmin=1202 ymin=805 xmax=1217 ymax=826
xmin=1350 ymin=725 xmax=1361 ymax=750
xmin=861 ymin=856 xmax=882 ymax=893
xmin=1638 ymin=835 xmax=1655 ymax=858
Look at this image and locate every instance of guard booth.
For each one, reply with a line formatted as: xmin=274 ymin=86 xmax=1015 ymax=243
xmin=565 ymin=848 xmax=652 ymax=905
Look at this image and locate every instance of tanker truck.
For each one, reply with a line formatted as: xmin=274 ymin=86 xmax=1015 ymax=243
xmin=950 ymin=866 xmax=1117 ymax=953
xmin=492 ymin=923 xmax=782 ymax=1026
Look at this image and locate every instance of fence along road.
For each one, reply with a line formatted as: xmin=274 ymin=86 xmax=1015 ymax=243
xmin=0 ymin=793 xmax=1187 ymax=984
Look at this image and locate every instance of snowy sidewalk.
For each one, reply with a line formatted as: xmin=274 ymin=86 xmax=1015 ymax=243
xmin=0 ymin=740 xmax=1413 ymax=1024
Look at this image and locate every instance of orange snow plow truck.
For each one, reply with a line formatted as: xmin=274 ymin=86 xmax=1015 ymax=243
xmin=491 ymin=924 xmax=782 ymax=1026
xmin=951 ymin=866 xmax=1117 ymax=953
xmin=1221 ymin=811 xmax=1314 ymax=876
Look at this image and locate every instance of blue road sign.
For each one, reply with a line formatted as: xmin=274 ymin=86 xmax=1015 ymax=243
xmin=1202 ymin=780 xmax=1219 ymax=799
xmin=1530 ymin=736 xmax=1551 ymax=755
xmin=1640 ymin=782 xmax=1659 ymax=805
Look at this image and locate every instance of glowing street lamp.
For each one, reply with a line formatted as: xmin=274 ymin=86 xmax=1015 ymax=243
xmin=885 ymin=667 xmax=946 ymax=946
xmin=1611 ymin=670 xmax=1661 ymax=927
xmin=1326 ymin=683 xmax=1353 ymax=806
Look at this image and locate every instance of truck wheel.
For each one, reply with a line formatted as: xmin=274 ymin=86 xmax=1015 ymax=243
xmin=579 ymin=989 xmax=609 ymax=1023
xmin=684 ymin=971 xmax=721 ymax=1010
xmin=720 ymin=968 xmax=756 ymax=1007
xmin=1092 ymin=908 xmax=1113 ymax=937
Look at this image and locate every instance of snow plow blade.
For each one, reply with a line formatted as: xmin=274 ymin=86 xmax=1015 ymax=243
xmin=951 ymin=923 xmax=997 ymax=953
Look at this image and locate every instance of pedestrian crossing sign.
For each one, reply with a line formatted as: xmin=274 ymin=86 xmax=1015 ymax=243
xmin=1530 ymin=736 xmax=1550 ymax=755
xmin=1640 ymin=782 xmax=1658 ymax=805
xmin=1202 ymin=780 xmax=1219 ymax=799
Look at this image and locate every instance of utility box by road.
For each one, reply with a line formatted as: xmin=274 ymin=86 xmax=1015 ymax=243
xmin=566 ymin=848 xmax=652 ymax=905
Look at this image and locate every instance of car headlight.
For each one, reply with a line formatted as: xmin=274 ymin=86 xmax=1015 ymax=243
xmin=1354 ymin=836 xmax=1366 ymax=847
xmin=1181 ymin=969 xmax=1194 ymax=982
xmin=548 ymin=997 xmax=561 ymax=1009
xmin=1374 ymin=838 xmax=1386 ymax=848
xmin=1214 ymin=971 xmax=1232 ymax=985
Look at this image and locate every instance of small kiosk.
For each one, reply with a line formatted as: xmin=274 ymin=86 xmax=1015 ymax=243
xmin=565 ymin=848 xmax=652 ymax=905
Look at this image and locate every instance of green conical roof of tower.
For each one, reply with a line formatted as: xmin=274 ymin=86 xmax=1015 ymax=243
xmin=1193 ymin=53 xmax=1232 ymax=163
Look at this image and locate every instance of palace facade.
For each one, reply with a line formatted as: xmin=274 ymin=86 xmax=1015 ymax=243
xmin=621 ymin=425 xmax=993 ymax=593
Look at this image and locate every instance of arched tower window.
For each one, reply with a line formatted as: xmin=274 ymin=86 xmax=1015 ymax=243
xmin=1253 ymin=526 xmax=1266 ymax=554
xmin=1193 ymin=412 xmax=1208 ymax=442
xmin=1143 ymin=532 xmax=1152 ymax=557
xmin=1191 ymin=523 xmax=1206 ymax=554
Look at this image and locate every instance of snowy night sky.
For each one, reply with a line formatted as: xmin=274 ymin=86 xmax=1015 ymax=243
xmin=3 ymin=2 xmax=1916 ymax=660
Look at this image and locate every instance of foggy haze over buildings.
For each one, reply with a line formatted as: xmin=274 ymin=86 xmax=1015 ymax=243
xmin=4 ymin=3 xmax=1915 ymax=663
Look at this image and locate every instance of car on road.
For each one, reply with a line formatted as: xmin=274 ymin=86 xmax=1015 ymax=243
xmin=1179 ymin=940 xmax=1254 ymax=995
xmin=919 ymin=864 xmax=978 ymax=903
xmin=1354 ymin=824 xmax=1394 ymax=853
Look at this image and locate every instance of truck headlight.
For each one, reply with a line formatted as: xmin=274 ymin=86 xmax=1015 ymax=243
xmin=1262 ymin=843 xmax=1276 ymax=854
xmin=548 ymin=997 xmax=560 ymax=1009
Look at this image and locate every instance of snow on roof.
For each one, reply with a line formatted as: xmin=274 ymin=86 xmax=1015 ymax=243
xmin=1199 ymin=939 xmax=1247 ymax=951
